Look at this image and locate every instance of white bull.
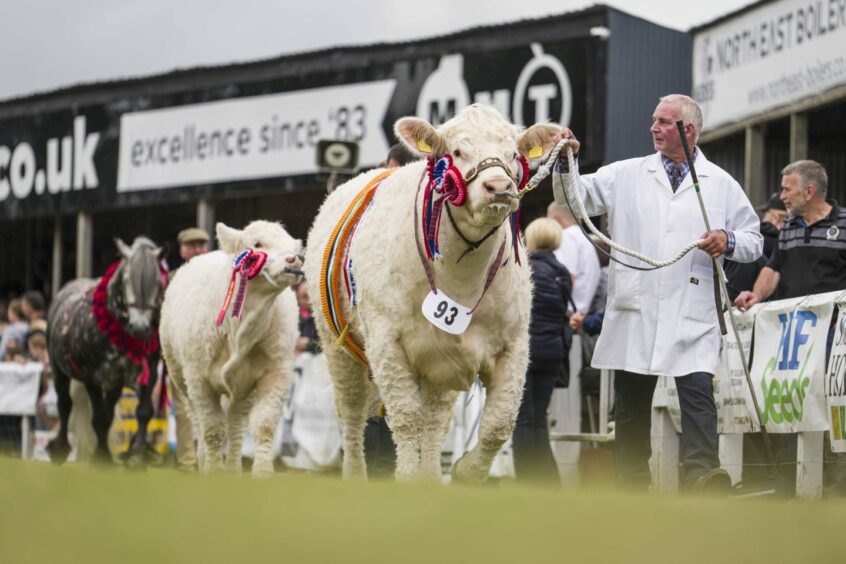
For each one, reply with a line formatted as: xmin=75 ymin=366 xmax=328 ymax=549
xmin=305 ymin=104 xmax=562 ymax=482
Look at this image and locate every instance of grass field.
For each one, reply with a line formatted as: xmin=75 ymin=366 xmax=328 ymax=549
xmin=0 ymin=457 xmax=843 ymax=564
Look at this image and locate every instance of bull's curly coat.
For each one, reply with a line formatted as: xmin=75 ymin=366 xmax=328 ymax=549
xmin=305 ymin=105 xmax=562 ymax=482
xmin=160 ymin=221 xmax=302 ymax=475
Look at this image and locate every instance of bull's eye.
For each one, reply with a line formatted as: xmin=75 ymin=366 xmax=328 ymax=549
xmin=254 ymin=241 xmax=263 ymax=249
xmin=453 ymin=149 xmax=462 ymax=158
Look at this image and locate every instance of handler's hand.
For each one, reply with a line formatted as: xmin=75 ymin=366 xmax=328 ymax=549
xmin=558 ymin=128 xmax=580 ymax=156
xmin=569 ymin=311 xmax=586 ymax=333
xmin=698 ymin=230 xmax=728 ymax=258
xmin=734 ymin=290 xmax=760 ymax=311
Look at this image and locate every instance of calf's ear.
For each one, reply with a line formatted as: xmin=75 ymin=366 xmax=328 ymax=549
xmin=216 ymin=223 xmax=244 ymax=254
xmin=518 ymin=123 xmax=563 ymax=161
xmin=394 ymin=117 xmax=446 ymax=157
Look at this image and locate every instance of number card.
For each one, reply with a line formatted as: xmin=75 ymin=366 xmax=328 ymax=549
xmin=422 ymin=290 xmax=472 ymax=335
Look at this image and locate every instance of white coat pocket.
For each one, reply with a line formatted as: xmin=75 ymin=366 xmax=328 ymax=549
xmin=609 ymin=266 xmax=641 ymax=312
xmin=683 ymin=264 xmax=717 ymax=324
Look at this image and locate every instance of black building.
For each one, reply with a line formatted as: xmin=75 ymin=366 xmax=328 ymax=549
xmin=0 ymin=5 xmax=691 ymax=298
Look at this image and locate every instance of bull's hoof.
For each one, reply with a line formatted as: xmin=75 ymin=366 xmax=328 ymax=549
xmin=45 ymin=439 xmax=71 ymax=465
xmin=450 ymin=454 xmax=489 ymax=485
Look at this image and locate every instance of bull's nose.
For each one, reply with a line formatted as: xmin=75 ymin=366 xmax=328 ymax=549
xmin=483 ymin=177 xmax=514 ymax=194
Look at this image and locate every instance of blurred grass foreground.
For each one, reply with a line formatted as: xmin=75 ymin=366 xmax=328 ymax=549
xmin=0 ymin=456 xmax=843 ymax=564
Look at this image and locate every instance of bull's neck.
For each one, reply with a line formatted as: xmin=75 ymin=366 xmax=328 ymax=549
xmin=434 ymin=206 xmax=510 ymax=278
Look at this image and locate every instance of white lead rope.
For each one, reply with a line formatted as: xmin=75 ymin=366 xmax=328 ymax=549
xmin=544 ymin=140 xmax=705 ymax=268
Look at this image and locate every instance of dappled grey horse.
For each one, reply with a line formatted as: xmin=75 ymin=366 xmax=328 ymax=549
xmin=47 ymin=236 xmax=167 ymax=466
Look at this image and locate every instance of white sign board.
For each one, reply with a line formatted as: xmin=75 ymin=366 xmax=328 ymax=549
xmin=716 ymin=307 xmax=759 ymax=434
xmin=749 ymin=296 xmax=833 ymax=432
xmin=827 ymin=305 xmax=846 ymax=451
xmin=693 ymin=0 xmax=846 ymax=130
xmin=117 ymin=81 xmax=395 ymax=192
xmin=0 ymin=362 xmax=42 ymax=415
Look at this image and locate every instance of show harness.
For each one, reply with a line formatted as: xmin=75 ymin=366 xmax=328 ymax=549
xmin=319 ymin=153 xmax=535 ymax=365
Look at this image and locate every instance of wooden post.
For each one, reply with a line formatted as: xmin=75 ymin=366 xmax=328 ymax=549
xmin=796 ymin=431 xmax=824 ymax=500
xmin=744 ymin=124 xmax=767 ymax=206
xmin=51 ymin=215 xmax=62 ymax=298
xmin=789 ymin=113 xmax=808 ymax=162
xmin=197 ymin=199 xmax=215 ymax=249
xmin=76 ymin=211 xmax=93 ymax=278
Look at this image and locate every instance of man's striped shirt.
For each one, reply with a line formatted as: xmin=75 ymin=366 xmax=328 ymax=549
xmin=768 ymin=200 xmax=846 ymax=299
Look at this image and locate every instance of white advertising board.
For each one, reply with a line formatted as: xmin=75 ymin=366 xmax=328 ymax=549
xmin=117 ymin=81 xmax=395 ymax=191
xmin=693 ymin=0 xmax=846 ymax=130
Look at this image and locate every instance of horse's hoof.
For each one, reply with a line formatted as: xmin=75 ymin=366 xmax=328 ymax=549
xmin=45 ymin=440 xmax=71 ymax=465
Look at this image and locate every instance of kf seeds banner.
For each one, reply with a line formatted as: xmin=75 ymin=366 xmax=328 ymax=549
xmin=750 ymin=297 xmax=833 ymax=432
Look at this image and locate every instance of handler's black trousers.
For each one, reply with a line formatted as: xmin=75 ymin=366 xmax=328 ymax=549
xmin=614 ymin=371 xmax=719 ymax=490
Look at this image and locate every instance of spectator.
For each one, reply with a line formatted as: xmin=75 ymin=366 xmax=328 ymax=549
xmin=382 ymin=143 xmax=417 ymax=168
xmin=757 ymin=192 xmax=788 ymax=258
xmin=735 ymin=160 xmax=846 ymax=308
xmin=552 ymin=94 xmax=762 ymax=492
xmin=512 ymin=218 xmax=573 ymax=484
xmin=0 ymin=298 xmax=28 ymax=361
xmin=294 ymin=282 xmax=319 ymax=356
xmin=169 ymin=226 xmax=210 ymax=471
xmin=20 ymin=291 xmax=46 ymax=357
xmin=734 ymin=160 xmax=846 ymax=492
xmin=176 ymin=227 xmax=210 ymax=268
xmin=546 ymin=202 xmax=600 ymax=314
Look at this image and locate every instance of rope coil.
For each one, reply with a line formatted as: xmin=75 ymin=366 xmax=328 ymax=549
xmin=536 ymin=139 xmax=704 ymax=269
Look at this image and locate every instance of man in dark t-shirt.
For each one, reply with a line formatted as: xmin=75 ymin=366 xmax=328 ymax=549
xmin=735 ymin=159 xmax=846 ymax=492
xmin=735 ymin=160 xmax=846 ymax=307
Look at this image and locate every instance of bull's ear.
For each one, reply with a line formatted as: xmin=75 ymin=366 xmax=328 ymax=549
xmin=216 ymin=223 xmax=244 ymax=254
xmin=114 ymin=238 xmax=132 ymax=259
xmin=394 ymin=117 xmax=445 ymax=157
xmin=518 ymin=123 xmax=564 ymax=161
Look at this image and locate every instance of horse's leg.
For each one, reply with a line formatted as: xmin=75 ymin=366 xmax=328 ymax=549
xmin=85 ymin=382 xmax=115 ymax=463
xmin=46 ymin=367 xmax=72 ymax=464
xmin=126 ymin=357 xmax=159 ymax=469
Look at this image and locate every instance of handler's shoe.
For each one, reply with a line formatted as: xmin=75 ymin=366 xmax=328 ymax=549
xmin=686 ymin=468 xmax=732 ymax=495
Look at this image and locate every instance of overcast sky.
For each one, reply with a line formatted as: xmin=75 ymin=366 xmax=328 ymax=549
xmin=0 ymin=0 xmax=756 ymax=102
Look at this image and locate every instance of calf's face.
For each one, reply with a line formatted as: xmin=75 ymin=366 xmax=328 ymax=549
xmin=216 ymin=221 xmax=304 ymax=291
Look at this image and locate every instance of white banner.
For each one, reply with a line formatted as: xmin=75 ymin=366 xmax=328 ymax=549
xmin=716 ymin=307 xmax=759 ymax=434
xmin=0 ymin=362 xmax=42 ymax=415
xmin=827 ymin=305 xmax=846 ymax=451
xmin=693 ymin=0 xmax=846 ymax=130
xmin=750 ymin=295 xmax=833 ymax=432
xmin=117 ymin=80 xmax=396 ymax=192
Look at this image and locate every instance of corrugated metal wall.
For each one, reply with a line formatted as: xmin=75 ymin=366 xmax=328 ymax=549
xmin=809 ymin=101 xmax=846 ymax=205
xmin=604 ymin=9 xmax=692 ymax=163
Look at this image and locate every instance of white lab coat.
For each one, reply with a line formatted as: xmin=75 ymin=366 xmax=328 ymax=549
xmin=552 ymin=151 xmax=762 ymax=377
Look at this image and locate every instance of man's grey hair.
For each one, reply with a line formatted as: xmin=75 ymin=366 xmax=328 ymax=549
xmin=659 ymin=94 xmax=703 ymax=143
xmin=782 ymin=159 xmax=828 ymax=196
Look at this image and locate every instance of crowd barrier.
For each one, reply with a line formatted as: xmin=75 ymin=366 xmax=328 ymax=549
xmin=651 ymin=289 xmax=846 ymax=498
xmin=0 ymin=361 xmax=42 ymax=458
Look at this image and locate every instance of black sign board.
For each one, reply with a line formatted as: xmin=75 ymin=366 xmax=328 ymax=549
xmin=316 ymin=139 xmax=360 ymax=174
